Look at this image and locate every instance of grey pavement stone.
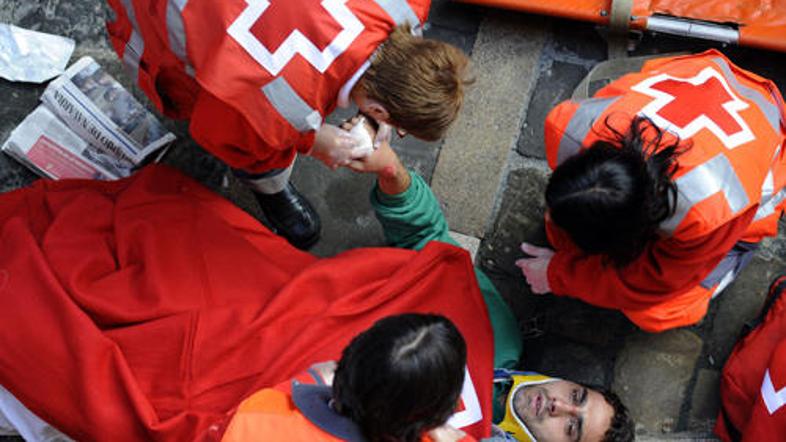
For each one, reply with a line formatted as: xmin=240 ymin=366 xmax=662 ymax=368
xmin=292 ymin=157 xmax=385 ymax=257
xmin=525 ymin=335 xmax=612 ymax=387
xmin=431 ymin=12 xmax=548 ymax=237
xmin=427 ymin=0 xmax=484 ymax=33
xmin=477 ymin=164 xmax=549 ymax=322
xmin=425 ymin=24 xmax=480 ymax=58
xmin=704 ymin=255 xmax=786 ymax=367
xmin=517 ymin=60 xmax=589 ymax=159
xmin=613 ymin=329 xmax=703 ymax=433
xmin=450 ymin=230 xmax=480 ymax=263
xmin=0 ymin=0 xmax=110 ymax=51
xmin=517 ymin=20 xmax=607 ymax=159
xmin=688 ymin=369 xmax=721 ymax=432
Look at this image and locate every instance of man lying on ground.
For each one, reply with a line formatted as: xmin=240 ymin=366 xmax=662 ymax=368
xmin=0 ymin=125 xmax=631 ymax=441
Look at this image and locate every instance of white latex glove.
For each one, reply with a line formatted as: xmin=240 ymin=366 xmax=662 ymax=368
xmin=347 ymin=116 xmax=376 ymax=158
xmin=515 ymin=242 xmax=554 ymax=294
xmin=311 ymin=124 xmax=359 ymax=169
xmin=373 ymin=121 xmax=393 ymax=148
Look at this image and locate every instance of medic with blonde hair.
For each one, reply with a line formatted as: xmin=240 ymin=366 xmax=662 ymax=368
xmin=105 ymin=0 xmax=471 ymax=249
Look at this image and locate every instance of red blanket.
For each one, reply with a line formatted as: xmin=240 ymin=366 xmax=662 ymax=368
xmin=0 ymin=165 xmax=494 ymax=441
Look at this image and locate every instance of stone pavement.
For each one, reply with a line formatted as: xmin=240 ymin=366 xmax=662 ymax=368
xmin=1 ymin=1 xmax=785 ymax=441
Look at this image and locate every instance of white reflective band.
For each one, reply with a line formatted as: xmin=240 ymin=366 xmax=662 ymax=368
xmin=166 ymin=0 xmax=194 ymax=77
xmin=372 ymin=0 xmax=421 ymax=27
xmin=119 ymin=0 xmax=144 ymax=79
xmin=712 ymin=56 xmax=782 ymax=134
xmin=557 ymin=97 xmax=620 ymax=166
xmin=446 ymin=367 xmax=482 ymax=429
xmin=661 ymin=153 xmax=750 ymax=234
xmin=755 ymin=186 xmax=786 ymax=222
xmin=762 ymin=369 xmax=786 ymax=415
xmin=754 ymin=143 xmax=783 ymax=221
xmin=262 ymin=77 xmax=322 ymax=132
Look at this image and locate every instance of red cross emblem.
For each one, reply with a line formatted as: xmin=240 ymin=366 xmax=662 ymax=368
xmin=228 ymin=0 xmax=364 ymax=76
xmin=631 ymin=67 xmax=755 ymax=149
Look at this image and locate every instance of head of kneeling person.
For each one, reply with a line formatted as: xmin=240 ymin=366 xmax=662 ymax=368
xmin=351 ymin=25 xmax=473 ymax=142
xmin=546 ymin=116 xmax=682 ymax=267
xmin=496 ymin=372 xmax=634 ymax=442
xmin=332 ymin=313 xmax=467 ymax=442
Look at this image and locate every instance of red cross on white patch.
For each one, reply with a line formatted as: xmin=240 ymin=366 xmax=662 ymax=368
xmin=631 ymin=67 xmax=756 ymax=149
xmin=228 ymin=0 xmax=364 ymax=76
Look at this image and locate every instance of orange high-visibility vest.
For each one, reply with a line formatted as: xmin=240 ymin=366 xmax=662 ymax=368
xmin=221 ymin=369 xmax=477 ymax=441
xmin=544 ymin=50 xmax=786 ymax=331
xmin=105 ymin=0 xmax=429 ymax=172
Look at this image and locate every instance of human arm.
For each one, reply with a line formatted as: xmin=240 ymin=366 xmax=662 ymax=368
xmin=344 ymin=117 xmax=452 ymax=250
xmin=542 ymin=208 xmax=757 ymax=310
xmin=350 ymin=133 xmax=522 ymax=370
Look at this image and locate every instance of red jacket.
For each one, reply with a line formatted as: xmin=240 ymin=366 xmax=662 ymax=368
xmin=0 ymin=165 xmax=493 ymax=441
xmin=716 ymin=292 xmax=786 ymax=441
xmin=544 ymin=50 xmax=786 ymax=331
xmin=105 ymin=0 xmax=429 ymax=172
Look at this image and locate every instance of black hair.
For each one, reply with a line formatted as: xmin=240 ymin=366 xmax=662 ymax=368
xmin=332 ymin=313 xmax=467 ymax=442
xmin=594 ymin=386 xmax=635 ymax=442
xmin=545 ymin=116 xmax=683 ymax=267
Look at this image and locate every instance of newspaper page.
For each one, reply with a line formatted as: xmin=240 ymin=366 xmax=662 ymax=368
xmin=1 ymin=105 xmax=126 ymax=180
xmin=41 ymin=56 xmax=175 ymax=164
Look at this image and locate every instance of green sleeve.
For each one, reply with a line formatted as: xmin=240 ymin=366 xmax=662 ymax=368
xmin=370 ymin=171 xmax=453 ymax=251
xmin=371 ymin=171 xmax=522 ymax=369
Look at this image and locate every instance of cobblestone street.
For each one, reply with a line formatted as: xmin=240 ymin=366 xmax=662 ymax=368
xmin=1 ymin=1 xmax=785 ymax=440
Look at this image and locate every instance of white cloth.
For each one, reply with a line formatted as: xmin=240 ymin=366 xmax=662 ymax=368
xmin=348 ymin=116 xmax=375 ymax=158
xmin=242 ymin=161 xmax=295 ymax=194
xmin=0 ymin=385 xmax=72 ymax=441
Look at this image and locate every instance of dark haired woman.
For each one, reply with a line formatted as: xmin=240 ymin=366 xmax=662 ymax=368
xmin=222 ymin=314 xmax=469 ymax=442
xmin=517 ymin=51 xmax=786 ymax=332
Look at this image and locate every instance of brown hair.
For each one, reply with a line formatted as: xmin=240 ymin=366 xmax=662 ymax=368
xmin=360 ymin=25 xmax=472 ymax=141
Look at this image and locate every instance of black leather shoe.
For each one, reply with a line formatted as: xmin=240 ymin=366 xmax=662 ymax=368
xmin=254 ymin=182 xmax=321 ymax=250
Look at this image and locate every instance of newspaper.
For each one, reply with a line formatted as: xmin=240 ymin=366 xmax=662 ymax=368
xmin=2 ymin=56 xmax=175 ymax=180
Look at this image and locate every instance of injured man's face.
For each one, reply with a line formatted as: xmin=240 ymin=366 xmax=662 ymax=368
xmin=513 ymin=380 xmax=613 ymax=442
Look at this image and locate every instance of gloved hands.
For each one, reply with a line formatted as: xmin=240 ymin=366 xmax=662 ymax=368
xmin=373 ymin=121 xmax=393 ymax=148
xmin=310 ymin=123 xmax=359 ymax=169
xmin=340 ymin=116 xmax=410 ymax=195
xmin=515 ymin=242 xmax=555 ymax=294
xmin=340 ymin=117 xmax=399 ymax=174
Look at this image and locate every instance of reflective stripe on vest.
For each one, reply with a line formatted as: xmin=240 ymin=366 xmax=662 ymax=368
xmin=660 ymin=153 xmax=750 ymax=235
xmin=166 ymin=0 xmax=195 ymax=76
xmin=262 ymin=77 xmax=322 ymax=132
xmin=755 ymin=144 xmax=786 ymax=222
xmin=556 ymin=96 xmax=620 ymax=166
xmin=712 ymin=56 xmax=782 ymax=134
xmin=119 ymin=0 xmax=144 ymax=79
xmin=372 ymin=0 xmax=420 ymax=27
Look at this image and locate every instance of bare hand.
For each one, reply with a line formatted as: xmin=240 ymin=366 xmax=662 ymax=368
xmin=515 ymin=242 xmax=554 ymax=294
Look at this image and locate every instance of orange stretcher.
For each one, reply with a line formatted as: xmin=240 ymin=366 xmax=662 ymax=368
xmin=455 ymin=0 xmax=786 ymax=53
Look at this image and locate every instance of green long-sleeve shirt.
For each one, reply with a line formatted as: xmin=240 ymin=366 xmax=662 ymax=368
xmin=370 ymin=171 xmax=522 ymax=370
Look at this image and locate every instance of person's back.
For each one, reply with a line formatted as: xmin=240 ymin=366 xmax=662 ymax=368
xmin=518 ymin=50 xmax=786 ymax=331
xmin=221 ymin=314 xmax=471 ymax=442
